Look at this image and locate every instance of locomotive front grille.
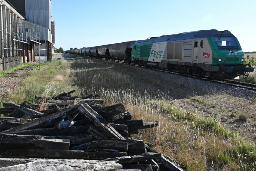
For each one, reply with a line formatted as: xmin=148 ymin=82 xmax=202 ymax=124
xmin=234 ymin=57 xmax=240 ymax=61
xmin=226 ymin=57 xmax=233 ymax=62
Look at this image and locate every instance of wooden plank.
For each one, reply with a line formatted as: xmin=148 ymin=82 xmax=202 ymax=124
xmin=40 ymin=107 xmax=60 ymax=115
xmin=116 ymin=152 xmax=161 ymax=164
xmin=35 ymin=138 xmax=70 ymax=150
xmin=121 ymin=120 xmax=159 ymax=134
xmin=111 ymin=112 xmax=132 ymax=122
xmin=159 ymin=155 xmax=184 ymax=171
xmin=0 ymin=134 xmax=42 ymax=149
xmin=145 ymin=144 xmax=184 ymax=171
xmin=110 ymin=124 xmax=128 ymax=138
xmin=5 ymin=102 xmax=44 ymax=118
xmin=13 ymin=125 xmax=90 ymax=136
xmin=0 ymin=122 xmax=23 ymax=132
xmin=39 ymin=136 xmax=93 ymax=145
xmin=78 ymin=104 xmax=125 ymax=140
xmin=71 ymin=142 xmax=91 ymax=150
xmin=122 ymin=164 xmax=153 ymax=170
xmin=0 ymin=149 xmax=127 ymax=160
xmin=127 ymin=139 xmax=146 ymax=154
xmin=89 ymin=140 xmax=128 ymax=152
xmin=0 ymin=108 xmax=15 ymax=114
xmin=35 ymin=95 xmax=52 ymax=100
xmin=3 ymin=102 xmax=37 ymax=109
xmin=143 ymin=121 xmax=159 ymax=129
xmin=53 ymin=90 xmax=76 ymax=100
xmin=0 ymin=134 xmax=41 ymax=144
xmin=1 ymin=105 xmax=79 ymax=133
xmin=87 ymin=126 xmax=108 ymax=140
xmin=73 ymin=117 xmax=92 ymax=126
xmin=97 ymin=103 xmax=125 ymax=117
xmin=0 ymin=117 xmax=22 ymax=122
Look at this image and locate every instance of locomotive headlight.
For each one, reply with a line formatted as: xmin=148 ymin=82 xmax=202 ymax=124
xmin=219 ymin=59 xmax=222 ymax=62
xmin=241 ymin=59 xmax=244 ymax=62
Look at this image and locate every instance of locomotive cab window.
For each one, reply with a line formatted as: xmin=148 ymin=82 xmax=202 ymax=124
xmin=200 ymin=40 xmax=203 ymax=48
xmin=194 ymin=41 xmax=198 ymax=48
xmin=134 ymin=46 xmax=137 ymax=50
xmin=214 ymin=37 xmax=240 ymax=50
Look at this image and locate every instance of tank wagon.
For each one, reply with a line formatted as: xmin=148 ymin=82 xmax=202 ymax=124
xmin=85 ymin=41 xmax=136 ymax=62
xmin=83 ymin=29 xmax=254 ymax=79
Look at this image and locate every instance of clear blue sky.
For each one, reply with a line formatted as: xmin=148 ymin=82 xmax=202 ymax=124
xmin=52 ymin=0 xmax=256 ymax=52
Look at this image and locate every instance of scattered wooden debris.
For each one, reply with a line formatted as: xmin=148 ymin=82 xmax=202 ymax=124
xmin=0 ymin=90 xmax=184 ymax=171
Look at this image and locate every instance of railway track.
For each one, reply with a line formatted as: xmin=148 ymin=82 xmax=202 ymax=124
xmin=87 ymin=56 xmax=256 ymax=92
xmin=134 ymin=62 xmax=256 ymax=92
xmin=221 ymin=79 xmax=256 ymax=91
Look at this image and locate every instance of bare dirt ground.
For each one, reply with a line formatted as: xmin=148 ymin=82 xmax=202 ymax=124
xmin=0 ymin=68 xmax=33 ymax=99
xmin=174 ymin=94 xmax=256 ymax=142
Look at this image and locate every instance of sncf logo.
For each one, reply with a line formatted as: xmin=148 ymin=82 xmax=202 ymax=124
xmin=203 ymin=52 xmax=210 ymax=58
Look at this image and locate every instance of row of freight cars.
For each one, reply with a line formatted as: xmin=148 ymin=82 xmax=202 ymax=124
xmin=66 ymin=29 xmax=254 ymax=79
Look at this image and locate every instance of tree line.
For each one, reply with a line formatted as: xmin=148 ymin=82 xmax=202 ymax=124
xmin=54 ymin=47 xmax=64 ymax=53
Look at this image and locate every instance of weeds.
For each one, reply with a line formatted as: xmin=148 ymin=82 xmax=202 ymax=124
xmin=0 ymin=63 xmax=39 ymax=78
xmin=5 ymin=60 xmax=78 ymax=104
xmin=230 ymin=113 xmax=236 ymax=117
xmin=238 ymin=114 xmax=248 ymax=122
xmin=3 ymin=57 xmax=256 ymax=170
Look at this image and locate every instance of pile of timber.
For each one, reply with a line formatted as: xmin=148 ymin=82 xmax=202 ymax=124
xmin=0 ymin=90 xmax=183 ymax=171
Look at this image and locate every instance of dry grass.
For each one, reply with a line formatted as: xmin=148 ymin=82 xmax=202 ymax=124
xmin=3 ymin=57 xmax=256 ymax=170
xmin=68 ymin=57 xmax=256 ymax=170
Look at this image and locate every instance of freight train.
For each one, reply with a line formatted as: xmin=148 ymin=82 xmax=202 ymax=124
xmin=71 ymin=29 xmax=254 ymax=79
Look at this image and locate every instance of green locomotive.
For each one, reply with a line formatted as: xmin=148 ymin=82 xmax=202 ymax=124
xmin=131 ymin=29 xmax=254 ymax=79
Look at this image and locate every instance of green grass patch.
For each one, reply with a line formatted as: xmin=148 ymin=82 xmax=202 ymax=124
xmin=0 ymin=63 xmax=40 ymax=78
xmin=4 ymin=60 xmax=79 ymax=105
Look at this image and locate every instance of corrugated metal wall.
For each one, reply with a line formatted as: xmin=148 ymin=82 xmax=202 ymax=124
xmin=6 ymin=0 xmax=26 ymax=17
xmin=25 ymin=0 xmax=50 ymax=29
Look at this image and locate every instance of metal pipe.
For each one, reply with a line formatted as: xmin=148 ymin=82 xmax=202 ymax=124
xmin=1 ymin=3 xmax=4 ymax=70
xmin=39 ymin=37 xmax=40 ymax=70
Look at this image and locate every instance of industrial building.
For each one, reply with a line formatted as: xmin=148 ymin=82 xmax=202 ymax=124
xmin=0 ymin=0 xmax=55 ymax=70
